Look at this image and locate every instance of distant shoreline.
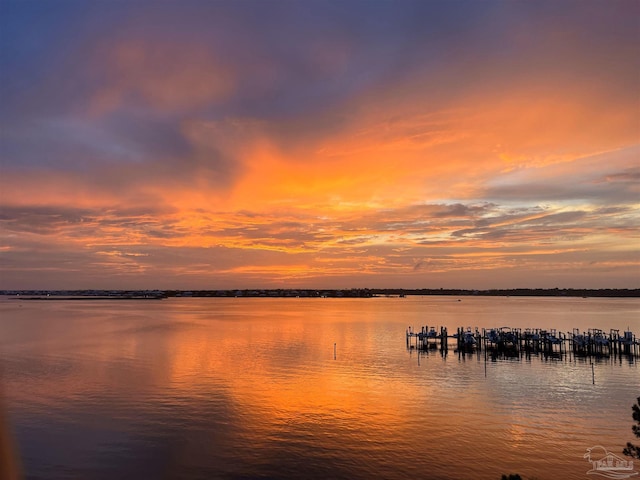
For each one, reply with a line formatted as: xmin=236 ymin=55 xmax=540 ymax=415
xmin=8 ymin=296 xmax=164 ymax=301
xmin=2 ymin=288 xmax=639 ymax=299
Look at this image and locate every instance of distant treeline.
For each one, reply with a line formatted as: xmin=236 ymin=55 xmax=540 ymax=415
xmin=2 ymin=288 xmax=639 ymax=298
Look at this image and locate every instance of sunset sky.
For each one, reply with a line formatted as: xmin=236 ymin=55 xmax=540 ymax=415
xmin=1 ymin=0 xmax=638 ymax=290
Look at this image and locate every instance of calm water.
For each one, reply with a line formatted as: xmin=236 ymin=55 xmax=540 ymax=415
xmin=0 ymin=296 xmax=638 ymax=480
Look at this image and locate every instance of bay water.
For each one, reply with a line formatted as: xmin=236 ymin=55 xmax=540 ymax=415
xmin=1 ymin=296 xmax=638 ymax=479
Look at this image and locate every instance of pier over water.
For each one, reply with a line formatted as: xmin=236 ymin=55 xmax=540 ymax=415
xmin=407 ymin=326 xmax=640 ymax=359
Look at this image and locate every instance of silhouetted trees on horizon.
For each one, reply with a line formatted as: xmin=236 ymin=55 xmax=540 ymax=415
xmin=2 ymin=287 xmax=640 ymax=298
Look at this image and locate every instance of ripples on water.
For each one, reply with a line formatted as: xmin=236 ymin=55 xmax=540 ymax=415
xmin=0 ymin=296 xmax=638 ymax=480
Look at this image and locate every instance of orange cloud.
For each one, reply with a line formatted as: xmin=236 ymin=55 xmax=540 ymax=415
xmin=1 ymin=2 xmax=638 ymax=289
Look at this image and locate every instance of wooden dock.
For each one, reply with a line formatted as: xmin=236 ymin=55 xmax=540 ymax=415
xmin=406 ymin=326 xmax=640 ymax=358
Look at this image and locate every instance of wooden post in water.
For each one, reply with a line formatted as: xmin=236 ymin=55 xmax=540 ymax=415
xmin=568 ymin=334 xmax=572 ymax=362
xmin=484 ymin=346 xmax=487 ymax=377
xmin=440 ymin=327 xmax=447 ymax=351
xmin=334 ymin=343 xmax=336 ymax=360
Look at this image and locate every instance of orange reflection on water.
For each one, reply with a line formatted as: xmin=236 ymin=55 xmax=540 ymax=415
xmin=2 ymin=297 xmax=639 ymax=480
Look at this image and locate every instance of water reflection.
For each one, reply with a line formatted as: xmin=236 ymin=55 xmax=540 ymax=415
xmin=0 ymin=297 xmax=638 ymax=479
